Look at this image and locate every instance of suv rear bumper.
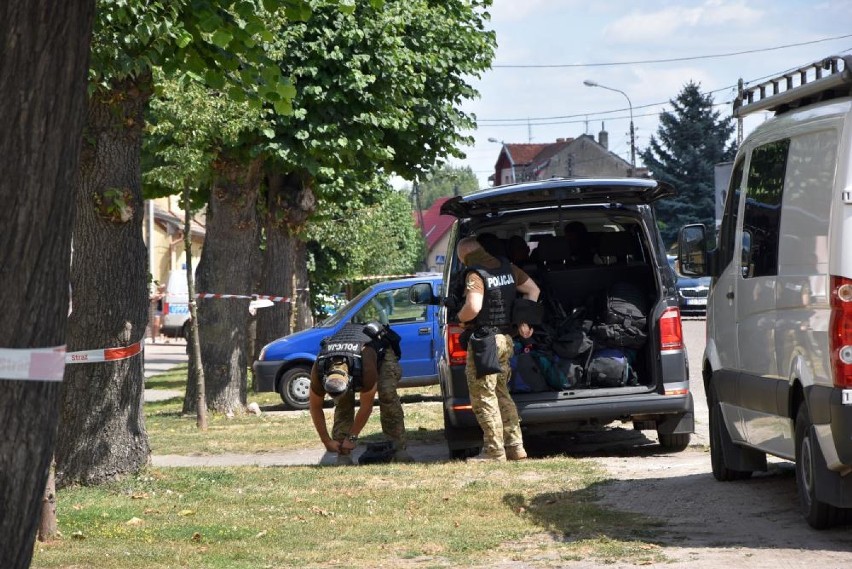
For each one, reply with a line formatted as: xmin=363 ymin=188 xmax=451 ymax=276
xmin=253 ymin=360 xmax=280 ymax=393
xmin=444 ymin=391 xmax=694 ymax=430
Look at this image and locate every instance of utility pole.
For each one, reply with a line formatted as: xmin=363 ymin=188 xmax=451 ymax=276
xmin=736 ymin=78 xmax=744 ymax=145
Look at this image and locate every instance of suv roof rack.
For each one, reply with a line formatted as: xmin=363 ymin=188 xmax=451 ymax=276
xmin=734 ymin=55 xmax=852 ymax=118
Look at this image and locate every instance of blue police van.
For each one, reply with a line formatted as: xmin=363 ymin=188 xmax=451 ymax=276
xmin=253 ymin=274 xmax=443 ymax=409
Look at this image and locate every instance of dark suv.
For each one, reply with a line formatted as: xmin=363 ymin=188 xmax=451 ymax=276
xmin=437 ymin=178 xmax=693 ymax=458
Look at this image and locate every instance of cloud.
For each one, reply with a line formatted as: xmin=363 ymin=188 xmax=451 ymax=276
xmin=489 ymin=0 xmax=586 ymax=23
xmin=604 ymin=1 xmax=763 ymax=43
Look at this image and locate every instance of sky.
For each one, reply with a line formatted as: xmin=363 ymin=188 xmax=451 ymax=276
xmin=443 ymin=0 xmax=852 ymax=189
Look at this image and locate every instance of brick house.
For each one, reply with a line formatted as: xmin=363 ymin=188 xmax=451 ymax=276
xmin=490 ymin=125 xmax=646 ymax=186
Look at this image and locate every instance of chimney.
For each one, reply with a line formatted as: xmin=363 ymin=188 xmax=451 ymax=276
xmin=598 ymin=122 xmax=608 ymax=149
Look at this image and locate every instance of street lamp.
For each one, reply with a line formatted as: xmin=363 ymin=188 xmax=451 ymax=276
xmin=583 ymin=80 xmax=635 ymax=172
xmin=487 ymin=137 xmax=516 ymax=184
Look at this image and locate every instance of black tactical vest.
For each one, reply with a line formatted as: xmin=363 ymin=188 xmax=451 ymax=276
xmin=467 ymin=259 xmax=517 ymax=329
xmin=316 ymin=323 xmax=385 ymax=391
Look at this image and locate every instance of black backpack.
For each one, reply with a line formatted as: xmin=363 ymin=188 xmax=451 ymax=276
xmin=590 ymin=282 xmax=648 ymax=350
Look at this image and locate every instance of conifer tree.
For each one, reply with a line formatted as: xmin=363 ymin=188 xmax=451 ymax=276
xmin=640 ymin=81 xmax=736 ymax=245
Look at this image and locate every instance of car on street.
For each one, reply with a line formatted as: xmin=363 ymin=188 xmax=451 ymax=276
xmin=668 ymin=256 xmax=710 ymax=316
xmin=161 ymin=270 xmax=191 ymax=338
xmin=253 ymin=274 xmax=443 ymax=410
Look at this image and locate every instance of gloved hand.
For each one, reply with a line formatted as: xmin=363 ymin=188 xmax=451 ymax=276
xmin=441 ymin=295 xmax=462 ymax=311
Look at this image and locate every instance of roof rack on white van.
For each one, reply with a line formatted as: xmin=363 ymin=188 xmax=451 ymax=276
xmin=734 ymin=55 xmax=852 ymax=118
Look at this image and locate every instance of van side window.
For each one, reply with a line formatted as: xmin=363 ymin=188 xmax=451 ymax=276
xmin=741 ymin=139 xmax=790 ymax=278
xmin=718 ymin=159 xmax=744 ymax=268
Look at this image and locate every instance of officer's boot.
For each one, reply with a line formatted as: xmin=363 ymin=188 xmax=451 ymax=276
xmin=505 ymin=445 xmax=528 ymax=461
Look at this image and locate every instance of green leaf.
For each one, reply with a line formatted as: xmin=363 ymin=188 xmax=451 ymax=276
xmin=262 ymin=128 xmax=276 ymax=139
xmin=273 ymin=99 xmax=293 ymax=116
xmin=210 ymin=30 xmax=233 ymax=49
xmin=204 ymin=69 xmax=226 ymax=90
xmin=175 ymin=30 xmax=193 ymax=49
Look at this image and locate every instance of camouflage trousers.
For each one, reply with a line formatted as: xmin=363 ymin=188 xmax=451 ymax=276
xmin=465 ymin=332 xmax=523 ymax=458
xmin=331 ymin=351 xmax=407 ymax=448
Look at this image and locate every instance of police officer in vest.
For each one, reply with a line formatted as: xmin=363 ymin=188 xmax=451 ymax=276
xmin=308 ymin=321 xmax=412 ymax=465
xmin=455 ymin=236 xmax=540 ymax=461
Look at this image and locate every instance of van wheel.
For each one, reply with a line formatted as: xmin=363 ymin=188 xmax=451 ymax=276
xmin=795 ymin=405 xmax=841 ymax=529
xmin=709 ymin=384 xmax=753 ymax=481
xmin=657 ymin=432 xmax=690 ymax=452
xmin=278 ymin=366 xmax=312 ymax=410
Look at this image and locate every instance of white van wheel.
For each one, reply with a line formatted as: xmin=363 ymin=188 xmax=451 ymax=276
xmin=709 ymin=383 xmax=753 ymax=481
xmin=795 ymin=405 xmax=841 ymax=529
xmin=279 ymin=366 xmax=311 ymax=410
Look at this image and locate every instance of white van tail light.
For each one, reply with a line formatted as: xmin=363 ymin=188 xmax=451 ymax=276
xmin=830 ymin=276 xmax=852 ymax=388
xmin=659 ymin=307 xmax=684 ymax=351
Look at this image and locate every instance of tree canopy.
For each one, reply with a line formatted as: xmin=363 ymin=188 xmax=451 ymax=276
xmin=412 ymin=164 xmax=480 ymax=210
xmin=640 ymin=81 xmax=736 ymax=245
xmin=265 ymin=0 xmax=495 ymax=192
xmin=307 ymin=184 xmax=424 ymax=308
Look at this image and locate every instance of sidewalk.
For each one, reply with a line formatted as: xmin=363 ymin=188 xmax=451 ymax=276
xmin=152 ymin=441 xmax=450 ymax=467
xmin=144 ymin=338 xmax=187 ymax=401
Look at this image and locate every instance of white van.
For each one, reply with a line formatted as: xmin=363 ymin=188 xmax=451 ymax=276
xmin=679 ymin=55 xmax=852 ymax=528
xmin=161 ymin=270 xmax=190 ymax=338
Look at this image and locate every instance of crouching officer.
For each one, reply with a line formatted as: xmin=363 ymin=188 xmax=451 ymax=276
xmin=308 ymin=321 xmax=413 ymax=465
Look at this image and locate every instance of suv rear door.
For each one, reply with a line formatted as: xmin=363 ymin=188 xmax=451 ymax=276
xmin=440 ymin=178 xmax=675 ymax=218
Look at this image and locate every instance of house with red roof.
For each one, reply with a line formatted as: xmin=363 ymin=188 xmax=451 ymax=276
xmin=490 ymin=126 xmax=646 ymax=186
xmin=415 ymin=196 xmax=455 ymax=272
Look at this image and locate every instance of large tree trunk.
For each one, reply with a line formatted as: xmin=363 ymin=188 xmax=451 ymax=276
xmin=254 ymin=170 xmax=316 ymax=363
xmin=184 ymin=156 xmax=262 ymax=414
xmin=0 ymin=2 xmax=94 ymax=566
xmin=56 ymin=78 xmax=152 ymax=487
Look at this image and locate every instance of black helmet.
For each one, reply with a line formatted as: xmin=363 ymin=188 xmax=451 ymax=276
xmin=322 ymin=358 xmax=350 ymax=396
xmin=362 ymin=321 xmax=384 ymax=340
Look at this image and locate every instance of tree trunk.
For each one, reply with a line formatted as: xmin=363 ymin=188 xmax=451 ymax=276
xmin=0 ymin=2 xmax=94 ymax=566
xmin=56 ymin=78 xmax=152 ymax=487
xmin=38 ymin=459 xmax=58 ymax=542
xmin=184 ymin=156 xmax=262 ymax=415
xmin=254 ymin=170 xmax=316 ymax=363
xmin=183 ymin=185 xmax=207 ymax=430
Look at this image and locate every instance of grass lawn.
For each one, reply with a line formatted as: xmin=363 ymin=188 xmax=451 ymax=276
xmin=30 ymin=365 xmax=669 ymax=568
xmin=145 ymin=366 xmax=446 ymax=456
xmin=32 ymin=459 xmax=665 ymax=568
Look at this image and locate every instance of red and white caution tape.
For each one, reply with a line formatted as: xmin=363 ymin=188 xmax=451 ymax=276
xmin=65 ymin=339 xmax=144 ymax=364
xmin=195 ymin=293 xmax=290 ymax=303
xmin=1 ymin=339 xmax=145 ymax=382
xmin=0 ymin=346 xmax=66 ymax=382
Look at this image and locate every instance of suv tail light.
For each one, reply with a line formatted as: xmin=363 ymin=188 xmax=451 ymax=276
xmin=830 ymin=275 xmax=852 ymax=388
xmin=447 ymin=324 xmax=467 ymax=366
xmin=659 ymin=307 xmax=684 ymax=351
